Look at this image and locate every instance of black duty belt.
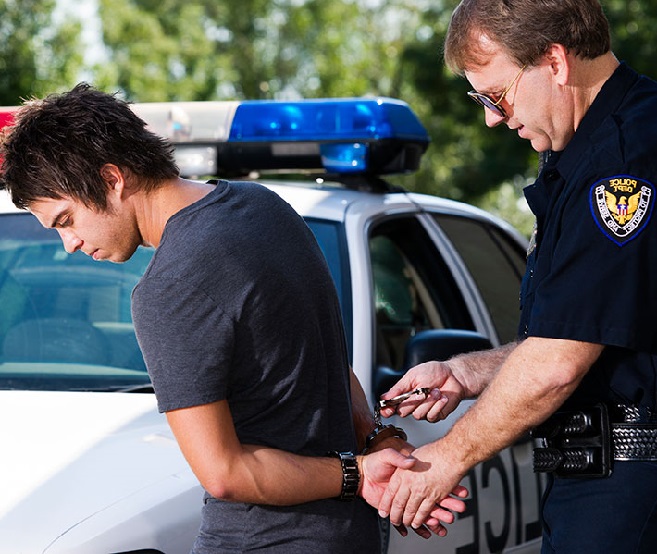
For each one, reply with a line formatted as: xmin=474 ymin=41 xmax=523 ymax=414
xmin=612 ymin=425 xmax=657 ymax=461
xmin=532 ymin=403 xmax=657 ymax=478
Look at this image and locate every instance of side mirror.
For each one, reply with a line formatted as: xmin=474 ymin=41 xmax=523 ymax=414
xmin=374 ymin=329 xmax=492 ymax=399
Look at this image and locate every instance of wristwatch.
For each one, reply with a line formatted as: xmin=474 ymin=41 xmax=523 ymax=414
xmin=329 ymin=451 xmax=360 ymax=501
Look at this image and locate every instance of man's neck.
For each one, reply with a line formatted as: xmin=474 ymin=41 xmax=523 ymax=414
xmin=137 ymin=178 xmax=215 ymax=248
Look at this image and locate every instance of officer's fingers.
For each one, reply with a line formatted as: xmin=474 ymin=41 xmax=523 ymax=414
xmin=391 ymin=388 xmax=439 ymax=419
xmin=384 ymin=481 xmax=411 ymax=527
xmin=377 ymin=473 xmax=401 ymax=519
xmin=380 ymin=373 xmax=415 ymax=402
xmin=384 ymin=362 xmax=444 ymax=399
xmin=410 ymin=497 xmax=440 ymax=530
xmin=409 ymin=390 xmax=448 ymax=421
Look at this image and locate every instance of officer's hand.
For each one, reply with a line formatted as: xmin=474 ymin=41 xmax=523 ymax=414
xmin=379 ymin=361 xmax=466 ymax=423
xmin=378 ymin=441 xmax=469 ymax=532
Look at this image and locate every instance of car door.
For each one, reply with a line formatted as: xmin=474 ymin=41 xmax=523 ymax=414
xmin=351 ymin=200 xmax=543 ymax=554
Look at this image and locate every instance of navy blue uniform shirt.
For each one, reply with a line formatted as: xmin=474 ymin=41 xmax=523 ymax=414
xmin=520 ymin=62 xmax=657 ymax=411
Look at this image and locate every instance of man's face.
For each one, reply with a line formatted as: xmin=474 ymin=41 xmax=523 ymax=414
xmin=29 ymin=195 xmax=141 ymax=264
xmin=464 ymin=40 xmax=573 ymax=152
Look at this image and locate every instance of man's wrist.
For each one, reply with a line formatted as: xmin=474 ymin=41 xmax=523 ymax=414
xmin=363 ymin=424 xmax=407 ymax=454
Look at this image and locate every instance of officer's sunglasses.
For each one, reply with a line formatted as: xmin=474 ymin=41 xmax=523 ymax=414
xmin=467 ymin=65 xmax=526 ymax=118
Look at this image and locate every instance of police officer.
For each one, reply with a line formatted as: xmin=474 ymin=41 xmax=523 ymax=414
xmin=372 ymin=1 xmax=657 ymax=552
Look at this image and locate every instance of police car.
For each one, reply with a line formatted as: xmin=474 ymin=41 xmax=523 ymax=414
xmin=0 ymin=98 xmax=542 ymax=553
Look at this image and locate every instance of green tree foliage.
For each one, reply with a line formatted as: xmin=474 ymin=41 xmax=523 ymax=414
xmin=94 ymin=0 xmax=428 ymax=102
xmin=604 ymin=1 xmax=657 ymax=80
xmin=0 ymin=0 xmax=83 ymax=105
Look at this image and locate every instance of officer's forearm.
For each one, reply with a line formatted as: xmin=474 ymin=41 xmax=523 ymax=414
xmin=436 ymin=337 xmax=603 ymax=470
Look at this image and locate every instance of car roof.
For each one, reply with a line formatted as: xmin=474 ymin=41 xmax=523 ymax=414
xmin=259 ymin=179 xmax=525 ymax=238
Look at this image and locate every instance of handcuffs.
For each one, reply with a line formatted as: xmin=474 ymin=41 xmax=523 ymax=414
xmin=332 ymin=388 xmax=431 ymax=501
xmin=363 ymin=387 xmax=432 ymax=453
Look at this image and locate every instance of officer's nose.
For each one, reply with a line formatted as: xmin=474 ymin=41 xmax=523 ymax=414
xmin=485 ymin=108 xmax=507 ymax=128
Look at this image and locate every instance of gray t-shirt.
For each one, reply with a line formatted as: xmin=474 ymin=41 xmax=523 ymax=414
xmin=132 ymin=181 xmax=380 ymax=553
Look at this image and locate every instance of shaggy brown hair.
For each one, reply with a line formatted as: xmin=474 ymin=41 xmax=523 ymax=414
xmin=0 ymin=83 xmax=179 ymax=210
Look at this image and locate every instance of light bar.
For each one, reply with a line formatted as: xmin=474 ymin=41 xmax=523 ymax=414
xmin=227 ymin=98 xmax=428 ymax=142
xmin=132 ymin=98 xmax=429 ymax=178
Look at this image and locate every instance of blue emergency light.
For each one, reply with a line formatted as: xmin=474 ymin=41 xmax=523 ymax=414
xmin=225 ymin=98 xmax=428 ymax=175
xmin=220 ymin=98 xmax=429 ymax=175
xmin=132 ymin=97 xmax=430 ymax=179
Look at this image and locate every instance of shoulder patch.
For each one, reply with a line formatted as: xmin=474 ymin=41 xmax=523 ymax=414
xmin=589 ymin=175 xmax=655 ymax=246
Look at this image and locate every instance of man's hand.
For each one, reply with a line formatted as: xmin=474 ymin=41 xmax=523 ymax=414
xmin=358 ymin=448 xmax=416 ymax=510
xmin=377 ymin=441 xmax=468 ymax=531
xmin=360 ymin=447 xmax=468 ymax=538
xmin=379 ymin=361 xmax=466 ymax=422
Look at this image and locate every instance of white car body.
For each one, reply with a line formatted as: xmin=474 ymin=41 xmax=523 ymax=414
xmin=0 ymin=391 xmax=200 ymax=553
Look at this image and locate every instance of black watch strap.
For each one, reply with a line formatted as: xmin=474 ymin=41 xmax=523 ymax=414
xmin=329 ymin=451 xmax=360 ymax=501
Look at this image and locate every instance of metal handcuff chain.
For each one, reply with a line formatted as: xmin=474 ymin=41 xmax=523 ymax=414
xmin=363 ymin=388 xmax=432 ymax=454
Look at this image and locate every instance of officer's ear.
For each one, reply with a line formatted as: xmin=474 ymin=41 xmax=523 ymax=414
xmin=544 ymin=43 xmax=570 ymax=87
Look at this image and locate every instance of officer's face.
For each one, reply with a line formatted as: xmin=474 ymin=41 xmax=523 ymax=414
xmin=464 ymin=37 xmax=574 ymax=153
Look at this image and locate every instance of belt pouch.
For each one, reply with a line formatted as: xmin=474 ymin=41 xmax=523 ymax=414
xmin=532 ymin=403 xmax=612 ymax=478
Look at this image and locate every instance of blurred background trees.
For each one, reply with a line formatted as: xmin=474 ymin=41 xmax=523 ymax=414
xmin=0 ymin=0 xmax=82 ymax=103
xmin=2 ymin=0 xmax=656 ymax=236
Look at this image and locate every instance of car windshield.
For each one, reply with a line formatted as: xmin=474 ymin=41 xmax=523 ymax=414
xmin=0 ymin=211 xmax=347 ymax=392
xmin=0 ymin=213 xmax=154 ymax=392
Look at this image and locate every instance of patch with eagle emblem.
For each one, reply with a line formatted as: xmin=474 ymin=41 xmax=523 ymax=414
xmin=590 ymin=175 xmax=655 ymax=246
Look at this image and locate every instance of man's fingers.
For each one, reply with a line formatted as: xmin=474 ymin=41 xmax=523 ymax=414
xmin=411 ymin=524 xmax=432 ymax=540
xmin=424 ymin=518 xmax=448 ymax=536
xmin=426 ymin=506 xmax=455 ymax=524
xmin=439 ymin=496 xmax=467 ymax=513
xmin=392 ymin=523 xmax=408 ymax=538
xmin=384 ymin=448 xmax=416 ymax=469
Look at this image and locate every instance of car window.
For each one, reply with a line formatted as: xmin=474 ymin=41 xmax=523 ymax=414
xmin=0 ymin=213 xmax=153 ymax=391
xmin=369 ymin=216 xmax=474 ymax=371
xmin=433 ymin=214 xmax=526 ymax=344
